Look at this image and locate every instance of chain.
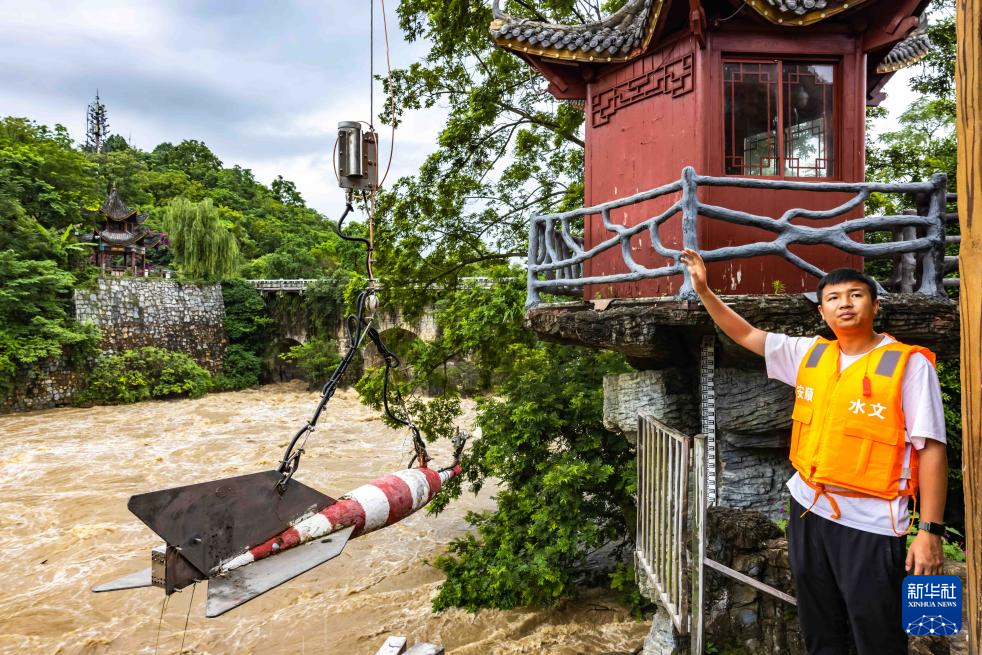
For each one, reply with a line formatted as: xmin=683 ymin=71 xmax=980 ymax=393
xmin=275 ymin=200 xmax=426 ymax=491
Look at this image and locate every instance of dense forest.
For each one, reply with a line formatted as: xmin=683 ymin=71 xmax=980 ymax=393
xmin=0 ymin=0 xmax=963 ymax=615
xmin=0 ymin=115 xmax=366 ymax=399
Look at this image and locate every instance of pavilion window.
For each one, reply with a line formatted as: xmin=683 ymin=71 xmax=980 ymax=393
xmin=724 ymin=59 xmax=836 ymax=178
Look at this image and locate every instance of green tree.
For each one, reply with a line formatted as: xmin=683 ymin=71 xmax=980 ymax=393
xmin=376 ymin=0 xmax=591 ymax=313
xmin=866 ymin=0 xmax=955 ymax=210
xmin=0 ymin=250 xmax=99 ymax=399
xmin=432 ymin=343 xmax=633 ymax=610
xmin=0 ymin=117 xmax=99 ymax=233
xmin=348 ymin=0 xmax=643 ymax=611
xmin=163 ymin=197 xmax=241 ymax=281
xmin=218 ymin=279 xmax=274 ymax=389
xmin=221 ymin=279 xmax=274 ymax=353
xmin=151 ymin=140 xmax=224 ymax=187
xmin=93 ymin=147 xmax=152 ymax=206
xmin=271 ymin=175 xmax=305 ymax=207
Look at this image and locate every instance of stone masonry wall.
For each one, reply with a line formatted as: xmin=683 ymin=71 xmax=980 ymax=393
xmin=0 ymin=356 xmax=90 ymax=412
xmin=74 ymin=278 xmax=227 ymax=374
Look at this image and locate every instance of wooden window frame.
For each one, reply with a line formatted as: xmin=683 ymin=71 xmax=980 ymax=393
xmin=721 ymin=56 xmax=841 ymax=179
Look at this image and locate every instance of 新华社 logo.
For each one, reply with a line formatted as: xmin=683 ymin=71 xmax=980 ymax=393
xmin=902 ymin=575 xmax=962 ymax=636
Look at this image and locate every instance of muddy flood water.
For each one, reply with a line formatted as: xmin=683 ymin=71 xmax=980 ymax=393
xmin=0 ymin=383 xmax=648 ymax=654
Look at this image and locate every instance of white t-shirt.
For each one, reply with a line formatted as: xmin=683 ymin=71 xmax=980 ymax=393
xmin=764 ymin=332 xmax=946 ymax=536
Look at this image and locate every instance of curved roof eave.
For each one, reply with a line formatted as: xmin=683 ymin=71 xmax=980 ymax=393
xmin=489 ymin=0 xmax=662 ymax=64
xmin=490 ymin=0 xmax=931 ymax=79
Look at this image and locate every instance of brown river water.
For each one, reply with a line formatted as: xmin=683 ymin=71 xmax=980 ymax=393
xmin=0 ymin=383 xmax=648 ymax=654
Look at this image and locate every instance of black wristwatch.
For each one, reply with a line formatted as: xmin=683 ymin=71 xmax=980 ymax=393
xmin=918 ymin=521 xmax=946 ymax=536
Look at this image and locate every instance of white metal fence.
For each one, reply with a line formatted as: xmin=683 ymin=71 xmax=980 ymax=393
xmin=636 ymin=413 xmax=691 ymax=634
xmin=637 ymin=413 xmax=796 ymax=652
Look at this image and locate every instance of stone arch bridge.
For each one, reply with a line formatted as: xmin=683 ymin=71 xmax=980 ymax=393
xmin=247 ymin=279 xmax=441 ymax=378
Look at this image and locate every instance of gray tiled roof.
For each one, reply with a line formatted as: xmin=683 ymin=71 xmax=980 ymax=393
xmin=490 ymin=0 xmax=653 ymax=58
xmin=99 ymin=187 xmax=138 ymax=222
xmin=97 ymin=228 xmax=143 ymax=246
xmin=763 ymin=0 xmax=831 ymax=15
xmin=491 ymin=0 xmax=929 ymax=73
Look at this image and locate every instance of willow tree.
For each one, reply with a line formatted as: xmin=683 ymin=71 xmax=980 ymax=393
xmin=164 ymin=197 xmax=240 ymax=281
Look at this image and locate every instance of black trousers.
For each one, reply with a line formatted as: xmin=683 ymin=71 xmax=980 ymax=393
xmin=787 ymin=497 xmax=908 ymax=655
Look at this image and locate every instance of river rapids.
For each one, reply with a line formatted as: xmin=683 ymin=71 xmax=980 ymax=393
xmin=0 ymin=383 xmax=648 ymax=654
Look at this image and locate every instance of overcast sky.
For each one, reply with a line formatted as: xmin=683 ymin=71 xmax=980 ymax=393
xmin=0 ymin=0 xmax=449 ymax=215
xmin=0 ymin=1 xmax=918 ymax=215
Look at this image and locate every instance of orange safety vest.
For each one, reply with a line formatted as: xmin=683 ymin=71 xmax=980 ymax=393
xmin=790 ymin=335 xmax=936 ymax=528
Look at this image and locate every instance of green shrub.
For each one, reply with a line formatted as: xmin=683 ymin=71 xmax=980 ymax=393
xmin=431 ymin=344 xmax=633 ymax=611
xmin=280 ymin=337 xmax=343 ymax=384
xmin=214 ymin=344 xmax=262 ymax=391
xmin=82 ymin=347 xmax=211 ymax=404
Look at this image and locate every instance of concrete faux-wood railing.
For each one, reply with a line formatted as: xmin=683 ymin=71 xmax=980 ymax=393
xmin=246 ymin=278 xmax=320 ymax=293
xmin=526 ymin=167 xmax=957 ymax=307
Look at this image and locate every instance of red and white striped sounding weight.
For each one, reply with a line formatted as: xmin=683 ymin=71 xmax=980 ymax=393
xmin=93 ymin=461 xmax=462 ymax=618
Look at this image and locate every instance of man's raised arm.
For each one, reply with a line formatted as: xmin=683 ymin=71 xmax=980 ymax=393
xmin=679 ymin=248 xmax=768 ymax=357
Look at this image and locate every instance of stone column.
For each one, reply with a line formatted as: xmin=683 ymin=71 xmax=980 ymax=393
xmin=602 ymin=368 xmax=699 ymax=442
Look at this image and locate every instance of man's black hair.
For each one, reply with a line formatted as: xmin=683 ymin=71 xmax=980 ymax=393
xmin=816 ymin=268 xmax=878 ymax=302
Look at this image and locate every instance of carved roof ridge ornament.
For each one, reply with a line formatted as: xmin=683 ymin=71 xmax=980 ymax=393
xmin=489 ymin=0 xmax=661 ymax=63
xmin=99 ymin=186 xmax=139 ymax=222
xmin=876 ymin=13 xmax=931 ymax=74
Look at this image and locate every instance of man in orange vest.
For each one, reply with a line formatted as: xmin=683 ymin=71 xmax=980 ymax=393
xmin=680 ymin=249 xmax=947 ymax=654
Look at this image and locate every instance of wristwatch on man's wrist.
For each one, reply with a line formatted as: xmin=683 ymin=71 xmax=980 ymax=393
xmin=918 ymin=521 xmax=946 ymax=536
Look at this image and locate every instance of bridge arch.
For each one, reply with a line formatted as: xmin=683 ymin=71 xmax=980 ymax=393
xmin=266 ymin=337 xmax=304 ymax=383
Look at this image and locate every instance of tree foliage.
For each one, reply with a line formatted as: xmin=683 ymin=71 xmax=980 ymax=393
xmin=221 ymin=279 xmax=274 ymax=354
xmin=0 ymin=250 xmax=100 ymax=398
xmin=214 ymin=345 xmax=264 ymax=391
xmin=376 ymin=0 xmax=597 ymax=312
xmin=164 ymin=197 xmax=241 ymax=281
xmin=349 ymin=0 xmax=645 ymax=611
xmin=866 ymin=0 xmax=955 ymax=211
xmin=0 ymin=119 xmax=102 ymax=401
xmin=218 ymin=279 xmax=274 ymax=388
xmin=864 ymin=0 xmax=962 ymax=530
xmin=433 ymin=343 xmax=633 ymax=610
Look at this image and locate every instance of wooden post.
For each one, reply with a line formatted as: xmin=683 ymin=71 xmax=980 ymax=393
xmin=956 ymin=1 xmax=982 ymax=650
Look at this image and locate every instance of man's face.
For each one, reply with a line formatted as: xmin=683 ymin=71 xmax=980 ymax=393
xmin=817 ymin=282 xmax=879 ymax=335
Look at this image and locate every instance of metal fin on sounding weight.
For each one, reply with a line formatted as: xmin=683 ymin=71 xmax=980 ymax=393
xmin=205 ymin=525 xmax=353 ymax=617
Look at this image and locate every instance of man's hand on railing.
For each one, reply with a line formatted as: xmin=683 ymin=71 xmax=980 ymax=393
xmin=679 ymin=248 xmax=767 ymax=356
xmin=680 ymin=248 xmax=709 ymax=296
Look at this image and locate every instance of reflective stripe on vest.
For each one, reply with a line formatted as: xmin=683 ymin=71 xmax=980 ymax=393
xmin=790 ymin=336 xmax=936 ymax=505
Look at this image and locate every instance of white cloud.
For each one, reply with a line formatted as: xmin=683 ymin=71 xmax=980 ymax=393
xmin=869 ymin=67 xmax=919 ymax=140
xmin=0 ymin=0 xmax=444 ymax=215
